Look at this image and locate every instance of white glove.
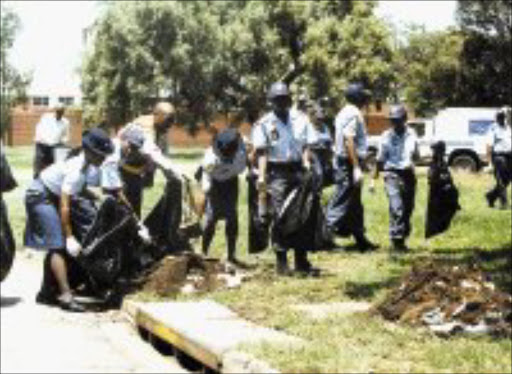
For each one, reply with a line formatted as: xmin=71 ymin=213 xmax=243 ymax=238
xmin=137 ymin=222 xmax=151 ymax=244
xmin=66 ymin=236 xmax=82 ymax=257
xmin=353 ymin=166 xmax=363 ymax=185
xmin=483 ymin=165 xmax=493 ymax=174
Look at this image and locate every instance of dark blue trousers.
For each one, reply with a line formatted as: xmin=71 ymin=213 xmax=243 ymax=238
xmin=325 ymin=159 xmax=365 ymax=238
xmin=384 ymin=170 xmax=416 ymax=240
xmin=487 ymin=153 xmax=511 ymax=207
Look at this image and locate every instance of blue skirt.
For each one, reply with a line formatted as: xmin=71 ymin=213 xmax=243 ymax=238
xmin=24 ymin=179 xmax=65 ymax=250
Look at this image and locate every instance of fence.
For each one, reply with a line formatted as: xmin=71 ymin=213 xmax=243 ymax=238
xmin=4 ymin=106 xmax=394 ymax=147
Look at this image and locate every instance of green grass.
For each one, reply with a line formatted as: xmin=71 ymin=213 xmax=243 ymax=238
xmin=3 ymin=145 xmax=511 ymax=373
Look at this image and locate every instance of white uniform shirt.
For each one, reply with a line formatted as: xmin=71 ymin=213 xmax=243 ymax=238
xmin=377 ymin=127 xmax=418 ymax=170
xmin=34 ymin=113 xmax=70 ymax=146
xmin=201 ymin=143 xmax=246 ymax=192
xmin=251 ymin=111 xmax=318 ymax=163
xmin=488 ymin=123 xmax=512 ymax=154
xmin=100 ymin=139 xmax=124 ymax=190
xmin=334 ymin=104 xmax=368 ymax=159
xmin=40 ymin=153 xmax=101 ymax=196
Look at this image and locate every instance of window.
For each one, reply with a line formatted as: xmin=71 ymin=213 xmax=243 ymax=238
xmin=408 ymin=121 xmax=426 ymax=137
xmin=468 ymin=120 xmax=493 ymax=135
xmin=58 ymin=97 xmax=74 ymax=106
xmin=32 ymin=96 xmax=49 ymax=106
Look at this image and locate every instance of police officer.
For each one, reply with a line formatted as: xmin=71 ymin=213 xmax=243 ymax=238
xmin=485 ymin=106 xmax=512 ymax=209
xmin=200 ymin=129 xmax=247 ymax=265
xmin=308 ymin=103 xmax=334 ymax=188
xmin=323 ymin=83 xmax=377 ymax=251
xmin=252 ymin=81 xmax=319 ymax=275
xmin=373 ymin=104 xmax=419 ymax=251
xmin=25 ymin=128 xmax=114 ymax=312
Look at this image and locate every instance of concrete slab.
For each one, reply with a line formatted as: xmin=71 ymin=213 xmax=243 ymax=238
xmin=122 ymin=299 xmax=302 ymax=373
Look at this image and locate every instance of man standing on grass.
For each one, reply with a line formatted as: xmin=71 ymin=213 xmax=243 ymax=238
xmin=200 ymin=128 xmax=247 ymax=266
xmin=485 ymin=106 xmax=512 ymax=210
xmin=252 ymin=82 xmax=320 ymax=276
xmin=323 ymin=82 xmax=377 ymax=252
xmin=33 ymin=102 xmax=70 ymax=177
xmin=372 ymin=104 xmax=419 ymax=252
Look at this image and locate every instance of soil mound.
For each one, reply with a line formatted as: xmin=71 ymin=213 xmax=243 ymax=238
xmin=374 ymin=261 xmax=512 ymax=338
xmin=142 ymin=252 xmax=243 ymax=297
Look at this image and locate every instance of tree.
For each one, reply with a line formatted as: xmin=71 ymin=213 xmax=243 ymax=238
xmin=396 ymin=27 xmax=465 ymax=116
xmin=81 ymin=0 xmax=396 ymax=130
xmin=456 ymin=0 xmax=512 ymax=106
xmin=0 ymin=5 xmax=31 ymax=137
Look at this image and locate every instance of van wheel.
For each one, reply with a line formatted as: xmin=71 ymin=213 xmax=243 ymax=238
xmin=450 ymin=154 xmax=478 ymax=172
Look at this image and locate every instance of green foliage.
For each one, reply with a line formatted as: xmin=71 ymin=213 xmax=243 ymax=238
xmin=396 ymin=27 xmax=465 ymax=116
xmin=456 ymin=0 xmax=512 ymax=106
xmin=0 ymin=5 xmax=31 ymax=137
xmin=81 ymin=0 xmax=395 ymax=130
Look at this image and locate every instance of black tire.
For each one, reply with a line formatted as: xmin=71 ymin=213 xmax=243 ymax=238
xmin=449 ymin=153 xmax=479 ymax=173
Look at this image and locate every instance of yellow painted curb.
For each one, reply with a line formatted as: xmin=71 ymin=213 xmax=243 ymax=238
xmin=121 ymin=299 xmax=222 ymax=371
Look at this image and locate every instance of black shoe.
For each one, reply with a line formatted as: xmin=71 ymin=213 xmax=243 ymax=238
xmin=57 ymin=296 xmax=86 ymax=313
xmin=356 ymin=237 xmax=378 ymax=252
xmin=391 ymin=239 xmax=409 ymax=252
xmin=276 ymin=252 xmax=291 ymax=276
xmin=295 ymin=264 xmax=321 ymax=278
xmin=35 ymin=291 xmax=57 ymax=306
xmin=485 ymin=193 xmax=495 ymax=208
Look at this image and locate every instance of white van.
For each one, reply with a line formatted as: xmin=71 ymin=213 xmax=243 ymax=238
xmin=368 ymin=107 xmax=500 ymax=172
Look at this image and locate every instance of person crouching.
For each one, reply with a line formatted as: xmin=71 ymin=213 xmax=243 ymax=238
xmin=24 ymin=128 xmax=114 ymax=312
xmin=201 ymin=129 xmax=247 ymax=266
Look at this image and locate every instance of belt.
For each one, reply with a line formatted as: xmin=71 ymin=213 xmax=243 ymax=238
xmin=267 ymin=161 xmax=302 ymax=172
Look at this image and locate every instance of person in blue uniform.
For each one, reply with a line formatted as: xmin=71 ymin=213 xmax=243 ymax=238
xmin=372 ymin=104 xmax=419 ymax=251
xmin=485 ymin=106 xmax=511 ymax=209
xmin=308 ymin=103 xmax=334 ymax=188
xmin=323 ymin=83 xmax=377 ymax=251
xmin=252 ymin=81 xmax=319 ymax=275
xmin=24 ymin=128 xmax=114 ymax=312
xmin=200 ymin=128 xmax=247 ymax=265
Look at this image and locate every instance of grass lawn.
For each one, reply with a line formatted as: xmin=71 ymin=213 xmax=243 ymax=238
xmin=3 ymin=145 xmax=511 ymax=373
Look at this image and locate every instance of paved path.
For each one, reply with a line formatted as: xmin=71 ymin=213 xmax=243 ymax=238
xmin=1 ymin=251 xmax=187 ymax=373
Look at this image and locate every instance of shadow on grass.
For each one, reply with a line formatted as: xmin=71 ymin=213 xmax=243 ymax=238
xmin=344 ymin=276 xmax=402 ymax=300
xmin=0 ymin=295 xmax=22 ymax=308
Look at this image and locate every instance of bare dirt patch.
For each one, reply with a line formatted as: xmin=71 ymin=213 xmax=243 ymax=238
xmin=141 ymin=252 xmax=243 ymax=297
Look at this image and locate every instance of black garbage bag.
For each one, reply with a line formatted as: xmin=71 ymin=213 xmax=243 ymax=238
xmin=247 ymin=172 xmax=270 ymax=254
xmin=425 ymin=154 xmax=461 ymax=239
xmin=72 ymin=196 xmax=139 ymax=291
xmin=143 ymin=176 xmax=190 ymax=252
xmin=1 ymin=151 xmax=17 ymax=282
xmin=276 ymin=170 xmax=324 ymax=251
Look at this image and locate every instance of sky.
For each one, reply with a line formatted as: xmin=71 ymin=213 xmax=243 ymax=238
xmin=4 ymin=0 xmax=458 ymax=98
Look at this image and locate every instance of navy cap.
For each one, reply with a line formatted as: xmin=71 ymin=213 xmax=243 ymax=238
xmin=82 ymin=128 xmax=114 ymax=157
xmin=345 ymin=82 xmax=370 ymax=102
xmin=268 ymin=82 xmax=290 ymax=100
xmin=388 ymin=104 xmax=407 ymax=120
xmin=213 ymin=128 xmax=240 ymax=159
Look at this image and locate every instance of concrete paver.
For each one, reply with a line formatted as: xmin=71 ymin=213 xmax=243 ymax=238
xmin=1 ymin=251 xmax=187 ymax=373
